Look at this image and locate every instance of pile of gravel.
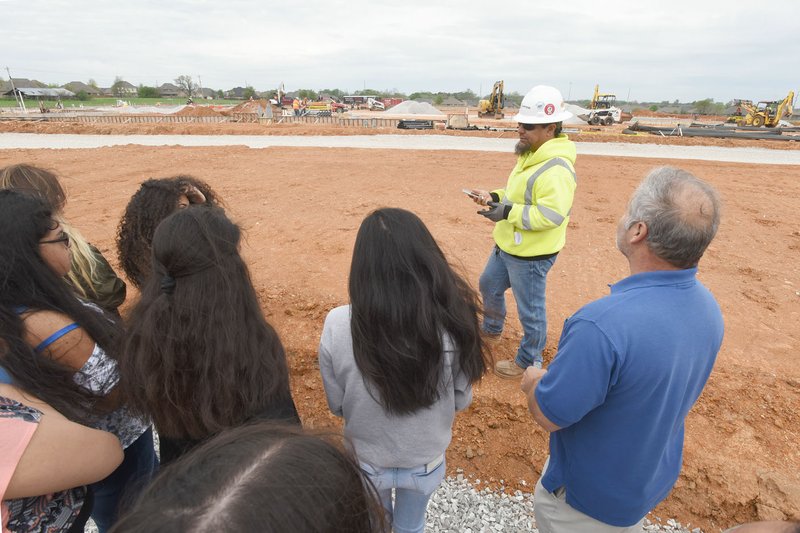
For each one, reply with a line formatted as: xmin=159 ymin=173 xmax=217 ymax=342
xmin=425 ymin=474 xmax=702 ymax=533
xmin=384 ymin=100 xmax=445 ymax=116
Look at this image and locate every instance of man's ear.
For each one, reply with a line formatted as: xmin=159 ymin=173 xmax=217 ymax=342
xmin=630 ymin=221 xmax=648 ymax=243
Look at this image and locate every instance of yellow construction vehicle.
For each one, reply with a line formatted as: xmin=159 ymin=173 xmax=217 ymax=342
xmin=585 ymin=84 xmax=621 ymax=125
xmin=739 ymin=91 xmax=794 ymax=127
xmin=478 ymin=81 xmax=504 ymax=119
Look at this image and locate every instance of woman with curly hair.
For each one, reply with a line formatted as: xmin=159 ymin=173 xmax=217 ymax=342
xmin=0 ymin=190 xmax=157 ymax=533
xmin=0 ymin=163 xmax=127 ymax=314
xmin=118 ymin=206 xmax=299 ymax=464
xmin=116 ymin=176 xmax=219 ymax=289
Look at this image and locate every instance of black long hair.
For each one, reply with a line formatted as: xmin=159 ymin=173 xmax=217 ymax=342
xmin=110 ymin=422 xmax=387 ymax=533
xmin=349 ymin=208 xmax=487 ymax=415
xmin=0 ymin=190 xmax=120 ymax=421
xmin=116 ymin=176 xmax=220 ymax=289
xmin=118 ymin=206 xmax=295 ymax=440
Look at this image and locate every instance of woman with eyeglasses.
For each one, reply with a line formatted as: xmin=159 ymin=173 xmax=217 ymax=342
xmin=0 ymin=190 xmax=158 ymax=533
xmin=0 ymin=163 xmax=127 ymax=315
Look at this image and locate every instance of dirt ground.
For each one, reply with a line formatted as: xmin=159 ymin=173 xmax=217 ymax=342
xmin=0 ymin=128 xmax=798 ymax=532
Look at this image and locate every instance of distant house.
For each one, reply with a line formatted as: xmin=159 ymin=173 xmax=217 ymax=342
xmin=197 ymin=87 xmax=216 ymax=99
xmin=5 ymin=78 xmax=48 ymax=89
xmin=63 ymin=81 xmax=102 ymax=96
xmin=104 ymin=81 xmax=137 ymax=96
xmin=159 ymin=83 xmax=183 ymax=97
xmin=225 ymin=87 xmax=247 ymax=99
xmin=2 ymin=87 xmax=75 ymax=99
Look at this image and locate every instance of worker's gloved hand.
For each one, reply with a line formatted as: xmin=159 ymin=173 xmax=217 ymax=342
xmin=478 ymin=202 xmax=510 ymax=222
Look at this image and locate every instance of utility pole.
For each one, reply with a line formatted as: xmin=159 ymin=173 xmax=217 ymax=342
xmin=6 ymin=67 xmax=26 ymax=113
xmin=197 ymin=75 xmax=202 ymax=98
xmin=568 ymin=82 xmax=572 ymax=101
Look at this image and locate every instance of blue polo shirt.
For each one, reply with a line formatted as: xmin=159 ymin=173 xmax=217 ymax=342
xmin=535 ymin=268 xmax=723 ymax=527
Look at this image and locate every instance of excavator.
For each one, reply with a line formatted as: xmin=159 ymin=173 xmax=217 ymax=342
xmin=586 ymin=84 xmax=621 ymax=126
xmin=736 ymin=90 xmax=795 ymax=127
xmin=478 ymin=81 xmax=504 ymax=119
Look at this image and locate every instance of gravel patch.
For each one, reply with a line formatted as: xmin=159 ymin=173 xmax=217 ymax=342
xmin=425 ymin=475 xmax=703 ymax=533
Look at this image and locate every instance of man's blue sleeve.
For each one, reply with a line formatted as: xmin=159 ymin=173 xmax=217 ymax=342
xmin=534 ymin=318 xmax=618 ymax=429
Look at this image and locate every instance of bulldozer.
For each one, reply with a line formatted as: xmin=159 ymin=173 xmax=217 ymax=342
xmin=735 ymin=91 xmax=795 ymax=127
xmin=478 ymin=81 xmax=504 ymax=119
xmin=585 ymin=84 xmax=621 ymax=126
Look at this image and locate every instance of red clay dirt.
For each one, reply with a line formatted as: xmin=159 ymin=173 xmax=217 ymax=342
xmin=0 ymin=131 xmax=798 ymax=532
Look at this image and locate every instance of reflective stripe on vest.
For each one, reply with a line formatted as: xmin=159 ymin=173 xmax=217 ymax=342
xmin=519 ymin=158 xmax=577 ymax=230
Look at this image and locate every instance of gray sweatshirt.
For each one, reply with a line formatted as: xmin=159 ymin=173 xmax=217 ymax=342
xmin=318 ymin=305 xmax=473 ymax=468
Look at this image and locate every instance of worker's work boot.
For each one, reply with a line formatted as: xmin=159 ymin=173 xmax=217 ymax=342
xmin=494 ymin=359 xmax=525 ymax=379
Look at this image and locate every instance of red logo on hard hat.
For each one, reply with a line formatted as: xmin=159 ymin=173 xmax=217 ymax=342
xmin=544 ymin=103 xmax=555 ymax=115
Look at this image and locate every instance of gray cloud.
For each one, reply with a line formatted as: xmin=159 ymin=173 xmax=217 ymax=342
xmin=3 ymin=0 xmax=796 ymax=102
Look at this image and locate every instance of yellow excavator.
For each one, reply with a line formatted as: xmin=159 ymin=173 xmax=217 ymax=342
xmin=737 ymin=90 xmax=794 ymax=127
xmin=478 ymin=81 xmax=504 ymax=119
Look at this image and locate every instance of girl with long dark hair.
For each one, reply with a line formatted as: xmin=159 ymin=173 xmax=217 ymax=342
xmin=118 ymin=206 xmax=299 ymax=464
xmin=110 ymin=423 xmax=387 ymax=533
xmin=319 ymin=208 xmax=488 ymax=533
xmin=116 ymin=176 xmax=220 ymax=289
xmin=0 ymin=163 xmax=127 ymax=314
xmin=0 ymin=190 xmax=157 ymax=533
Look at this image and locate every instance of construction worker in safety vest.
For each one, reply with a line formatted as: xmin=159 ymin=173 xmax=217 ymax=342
xmin=466 ymin=85 xmax=577 ymax=379
xmin=292 ymin=97 xmax=300 ymax=117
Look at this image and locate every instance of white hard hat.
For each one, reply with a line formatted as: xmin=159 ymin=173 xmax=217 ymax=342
xmin=513 ymin=85 xmax=573 ymax=124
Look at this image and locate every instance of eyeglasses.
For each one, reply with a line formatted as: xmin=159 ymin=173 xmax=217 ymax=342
xmin=40 ymin=233 xmax=70 ymax=246
xmin=519 ymin=123 xmax=539 ymax=131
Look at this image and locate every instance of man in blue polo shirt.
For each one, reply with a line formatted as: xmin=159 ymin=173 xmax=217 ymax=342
xmin=521 ymin=167 xmax=724 ymax=532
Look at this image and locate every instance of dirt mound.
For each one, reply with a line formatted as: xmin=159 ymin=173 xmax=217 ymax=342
xmin=226 ymin=99 xmax=271 ymax=114
xmin=172 ymin=106 xmax=222 ymax=117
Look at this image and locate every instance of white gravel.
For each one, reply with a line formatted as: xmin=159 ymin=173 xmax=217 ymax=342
xmin=426 ymin=476 xmax=703 ymax=533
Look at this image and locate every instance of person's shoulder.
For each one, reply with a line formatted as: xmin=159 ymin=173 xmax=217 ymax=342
xmin=323 ymin=305 xmax=351 ymax=330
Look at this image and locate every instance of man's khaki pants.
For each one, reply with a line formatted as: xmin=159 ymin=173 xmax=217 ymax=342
xmin=533 ymin=461 xmax=644 ymax=533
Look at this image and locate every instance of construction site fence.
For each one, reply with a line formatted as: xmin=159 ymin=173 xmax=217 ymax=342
xmin=0 ymin=113 xmax=404 ymax=129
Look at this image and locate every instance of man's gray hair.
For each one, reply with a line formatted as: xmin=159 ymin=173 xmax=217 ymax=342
xmin=624 ymin=167 xmax=721 ymax=268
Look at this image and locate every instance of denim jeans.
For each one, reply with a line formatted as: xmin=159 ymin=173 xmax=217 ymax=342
xmin=479 ymin=246 xmax=557 ymax=368
xmin=360 ymin=457 xmax=446 ymax=533
xmin=90 ymin=427 xmax=159 ymax=533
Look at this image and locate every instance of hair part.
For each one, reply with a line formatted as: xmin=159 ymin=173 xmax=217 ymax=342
xmin=348 ymin=208 xmax=487 ymax=416
xmin=119 ymin=207 xmax=295 ymax=440
xmin=624 ymin=166 xmax=721 ymax=268
xmin=110 ymin=423 xmax=387 ymax=533
xmin=116 ymin=176 xmax=220 ymax=289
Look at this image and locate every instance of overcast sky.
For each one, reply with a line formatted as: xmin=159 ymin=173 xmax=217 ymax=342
xmin=3 ymin=0 xmax=797 ymax=103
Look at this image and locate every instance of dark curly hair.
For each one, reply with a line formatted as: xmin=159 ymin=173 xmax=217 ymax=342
xmin=116 ymin=176 xmax=220 ymax=289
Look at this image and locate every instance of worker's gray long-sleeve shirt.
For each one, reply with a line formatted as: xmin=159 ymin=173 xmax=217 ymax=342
xmin=318 ymin=305 xmax=473 ymax=468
